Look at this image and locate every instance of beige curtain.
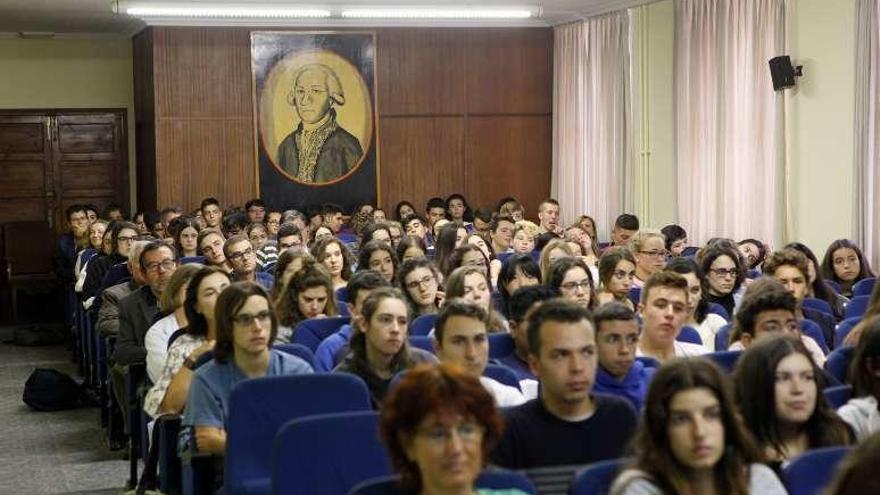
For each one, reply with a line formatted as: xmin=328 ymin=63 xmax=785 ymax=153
xmin=854 ymin=0 xmax=880 ymax=270
xmin=674 ymin=0 xmax=786 ymax=245
xmin=552 ymin=12 xmax=632 ymax=239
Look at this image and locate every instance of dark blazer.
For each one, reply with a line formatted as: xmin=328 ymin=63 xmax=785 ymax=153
xmin=111 ymin=285 xmax=159 ymax=366
xmin=96 ymin=280 xmax=139 ymax=338
xmin=277 ymin=115 xmax=363 ymax=183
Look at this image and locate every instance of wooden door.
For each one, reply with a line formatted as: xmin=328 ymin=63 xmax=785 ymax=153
xmin=0 ymin=114 xmax=54 ymax=227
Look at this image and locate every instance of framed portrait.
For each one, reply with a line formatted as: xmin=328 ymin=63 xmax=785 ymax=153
xmin=251 ymin=31 xmax=379 ymax=212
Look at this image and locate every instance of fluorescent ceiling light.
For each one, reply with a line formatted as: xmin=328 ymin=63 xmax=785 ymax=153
xmin=119 ymin=2 xmax=331 ymax=18
xmin=340 ymin=7 xmax=534 ymax=18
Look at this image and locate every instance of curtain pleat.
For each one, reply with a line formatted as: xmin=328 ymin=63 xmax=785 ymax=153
xmin=854 ymin=0 xmax=880 ymax=270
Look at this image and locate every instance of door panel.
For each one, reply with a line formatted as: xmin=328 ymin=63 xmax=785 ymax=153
xmin=0 ymin=115 xmax=53 ymax=227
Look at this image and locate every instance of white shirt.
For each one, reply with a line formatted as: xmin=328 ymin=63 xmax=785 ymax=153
xmin=729 ymin=334 xmax=826 ymax=367
xmin=636 ymin=340 xmax=710 ymax=361
xmin=144 ymin=313 xmax=183 ymax=383
xmin=695 ymin=313 xmax=728 ymax=351
xmin=480 ymin=376 xmax=527 ymax=407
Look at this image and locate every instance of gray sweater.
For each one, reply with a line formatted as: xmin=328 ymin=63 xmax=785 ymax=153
xmin=609 ymin=464 xmax=786 ymax=495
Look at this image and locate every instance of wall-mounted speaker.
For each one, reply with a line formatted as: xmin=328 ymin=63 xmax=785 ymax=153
xmin=768 ymin=56 xmax=802 ymax=91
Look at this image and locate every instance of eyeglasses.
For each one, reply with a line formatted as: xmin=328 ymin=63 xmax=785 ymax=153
xmin=232 ymin=310 xmax=272 ymax=326
xmin=613 ymin=270 xmax=636 ymax=280
xmin=639 ymin=250 xmax=669 ymax=259
xmin=229 ymin=247 xmax=255 ymax=261
xmin=560 ymin=280 xmax=591 ymax=291
xmin=709 ymin=268 xmax=738 ymax=278
xmin=406 ymin=275 xmax=436 ymax=290
xmin=144 ymin=259 xmax=177 ymax=273
xmin=117 ymin=235 xmax=137 ymax=243
xmin=417 ymin=422 xmax=483 ymax=445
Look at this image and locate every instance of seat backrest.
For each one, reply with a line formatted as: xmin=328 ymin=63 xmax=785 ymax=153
xmin=627 ymin=287 xmax=641 ymax=305
xmin=227 ymin=374 xmax=372 ymax=494
xmin=715 ymin=324 xmax=732 ymax=351
xmin=801 ymin=319 xmax=829 ymax=354
xmin=348 ymin=470 xmax=537 ymax=495
xmin=181 ymin=255 xmax=206 ymax=265
xmin=570 ymin=458 xmax=627 ymax=495
xmin=676 ymin=326 xmax=703 ymax=345
xmin=292 ymin=316 xmax=351 ymax=351
xmin=522 ymin=464 xmax=582 ymax=495
xmin=783 ymin=446 xmax=851 ymax=495
xmin=273 ymin=411 xmax=392 ymax=495
xmin=409 ymin=314 xmax=438 ymax=336
xmin=704 ymin=350 xmax=742 ymax=374
xmin=834 ymin=317 xmax=861 ymax=348
xmin=852 ymin=277 xmax=876 ymax=297
xmin=824 ymin=346 xmax=855 ymax=383
xmin=273 ymin=343 xmax=316 ymax=368
xmin=823 ymin=385 xmax=853 ymax=410
xmin=803 ymin=297 xmax=834 ymax=317
xmin=825 ymin=280 xmax=842 ymax=294
xmin=845 ymin=296 xmax=871 ymax=320
xmin=707 ymin=303 xmax=730 ymax=321
xmin=483 ymin=364 xmax=521 ymax=391
xmin=407 ymin=335 xmax=434 ymax=354
xmin=488 ymin=332 xmax=516 ymax=359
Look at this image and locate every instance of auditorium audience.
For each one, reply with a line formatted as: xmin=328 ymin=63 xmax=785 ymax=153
xmin=734 ymin=334 xmax=853 ymax=466
xmin=270 ymin=249 xmax=313 ymax=301
xmin=244 ymin=198 xmax=266 ymax=223
xmin=630 ymin=229 xmax=667 ymax=288
xmin=334 ymin=287 xmax=437 ymax=406
xmin=276 ymin=223 xmax=306 ymax=252
xmin=224 ymin=235 xmax=273 ymax=289
xmin=537 ymin=198 xmax=561 ymax=234
xmin=198 ymin=228 xmax=231 ymax=273
xmin=446 ymin=193 xmax=473 ymax=225
xmin=444 ymin=266 xmax=507 ymax=333
xmin=546 ymin=257 xmax=596 ymax=310
xmin=399 ymin=257 xmax=443 ymax=316
xmin=595 ymin=246 xmax=637 ymax=310
xmin=311 ymin=236 xmax=352 ymax=290
xmin=511 ymin=221 xmax=538 ymax=255
xmin=184 ymin=282 xmax=313 ymax=455
xmin=489 ymin=215 xmax=515 ymax=255
xmin=170 ymin=216 xmax=201 ymax=258
xmin=636 ymin=271 xmax=709 ymax=363
xmin=357 ymin=240 xmax=398 ymax=284
xmin=492 ymin=299 xmax=637 ymax=469
xmin=496 ymin=254 xmax=541 ymax=319
xmin=425 ymin=197 xmax=447 ymax=231
xmin=275 ymin=259 xmax=338 ymax=342
xmin=82 ymin=221 xmax=139 ymax=301
xmin=822 ymin=239 xmax=875 ymax=298
xmin=592 ymin=302 xmax=654 ymax=410
xmin=738 ymin=238 xmax=767 ymax=272
xmin=610 ymin=358 xmax=787 ymax=495
xmin=665 ymin=257 xmax=728 ymax=350
xmin=838 ymin=315 xmax=880 ymax=440
xmin=699 ymin=244 xmax=746 ymax=318
xmin=497 ymin=285 xmax=558 ymax=393
xmin=394 ymin=200 xmax=416 ymax=223
xmin=246 ymin=221 xmax=276 ymax=269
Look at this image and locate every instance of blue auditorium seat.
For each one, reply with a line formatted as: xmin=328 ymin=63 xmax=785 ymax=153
xmin=409 ymin=314 xmax=438 ymax=336
xmin=292 ymin=316 xmax=351 ymax=352
xmin=852 ymin=277 xmax=876 ymax=297
xmin=844 ymin=296 xmax=870 ymax=320
xmin=783 ymin=446 xmax=851 ymax=495
xmin=676 ymin=326 xmax=703 ymax=345
xmin=704 ymin=350 xmax=742 ymax=374
xmin=823 ymin=385 xmax=853 ymax=410
xmin=824 ymin=346 xmax=855 ymax=384
xmin=569 ymin=458 xmax=628 ymax=495
xmin=348 ymin=469 xmax=537 ymax=495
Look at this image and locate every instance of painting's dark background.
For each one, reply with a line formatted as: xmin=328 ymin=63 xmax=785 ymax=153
xmin=134 ymin=27 xmax=552 ymax=217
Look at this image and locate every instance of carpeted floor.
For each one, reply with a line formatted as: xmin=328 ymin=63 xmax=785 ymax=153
xmin=0 ymin=329 xmax=129 ymax=494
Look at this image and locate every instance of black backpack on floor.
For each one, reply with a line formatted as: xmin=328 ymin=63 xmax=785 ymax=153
xmin=22 ymin=368 xmax=84 ymax=411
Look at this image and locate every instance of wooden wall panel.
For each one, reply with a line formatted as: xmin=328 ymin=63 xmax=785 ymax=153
xmin=378 ymin=116 xmax=465 ymax=214
xmin=377 ymin=29 xmax=466 ymax=116
xmin=466 ymin=29 xmax=553 ymax=115
xmin=465 ymin=116 xmax=552 ymax=216
xmin=133 ymin=29 xmax=157 ymax=211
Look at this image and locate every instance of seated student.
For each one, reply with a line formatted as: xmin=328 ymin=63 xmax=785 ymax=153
xmin=496 ymin=253 xmax=541 ymax=319
xmin=610 ymin=358 xmax=787 ymax=495
xmin=492 ymin=299 xmax=637 ymax=469
xmin=399 ymin=257 xmax=444 ymax=317
xmin=246 ymin=221 xmax=277 ymax=270
xmin=466 ymin=233 xmax=502 ymax=286
xmin=727 ymin=277 xmax=828 ymax=367
xmin=786 ymin=241 xmax=849 ymax=321
xmin=82 ymin=221 xmax=140 ymax=302
xmin=276 ymin=223 xmax=306 ymax=253
xmin=629 ymin=230 xmax=666 ymax=289
xmin=198 ymin=228 xmax=232 ymax=273
xmin=432 ymin=299 xmax=526 ymax=407
xmin=546 ymin=257 xmax=596 ymax=310
xmin=511 ymin=221 xmax=539 ymax=255
xmin=144 ymin=266 xmax=230 ymax=418
xmin=199 ymin=197 xmax=222 ymax=229
xmin=424 ymin=197 xmax=447 ymax=233
xmin=592 ymin=302 xmax=654 ymax=411
xmin=763 ymin=249 xmax=836 ymax=348
xmin=838 ymin=315 xmax=880 ymax=440
xmin=564 ymin=223 xmax=600 ymax=272
xmin=169 ymin=216 xmax=201 ymax=258
xmin=442 ymin=244 xmax=490 ymax=282
xmin=538 ymin=238 xmax=575 ymax=281
xmin=357 ymin=240 xmax=398 ymax=284
xmin=472 ymin=207 xmax=493 ymax=237
xmin=396 ymin=235 xmax=428 ymax=263
xmin=739 ymin=238 xmax=768 ymax=273
xmin=183 ymin=282 xmax=313 ymax=455
xmin=144 ymin=264 xmax=201 ymax=383
xmin=269 ymin=250 xmax=313 ymax=303
xmin=595 ymin=246 xmax=637 ymax=310
xmin=537 ymin=198 xmax=561 ymax=235
xmin=660 ymin=224 xmax=688 ymax=257
xmin=74 ymin=219 xmax=107 ymax=289
xmin=499 ymin=199 xmax=525 ymax=223
xmin=221 ymin=210 xmax=248 ymax=239
xmin=446 ymin=193 xmax=474 ymax=227
xmin=445 ymin=266 xmax=507 ymax=332
xmin=402 ymin=214 xmax=433 ymax=251
xmin=313 ymin=271 xmax=391 ymax=372
xmin=636 ymin=271 xmax=710 ymax=363
xmin=609 ymin=213 xmax=639 ymax=248
xmin=380 ymin=364 xmax=530 ymax=495
xmin=334 ymin=287 xmax=437 ymax=406
xmin=822 ymin=239 xmax=875 ymax=299
xmin=311 ymin=236 xmax=353 ymax=291
xmin=372 ymin=208 xmax=386 ymax=223
xmin=665 ymin=257 xmax=728 ymax=351
xmin=275 ymin=259 xmax=338 ymax=343
xmin=394 ymin=200 xmax=416 ymax=223
xmin=497 ymin=285 xmax=559 ymax=390
xmin=244 ymin=198 xmax=266 ymax=224
xmin=489 ymin=214 xmax=515 ymax=255
xmin=699 ymin=244 xmax=746 ymax=318
xmin=322 ymin=203 xmax=346 ymax=235
xmin=224 ymin=235 xmax=273 ymax=289
xmin=386 ymin=221 xmax=404 ymax=248
xmin=734 ymin=334 xmax=853 ymax=467
xmin=359 ymin=223 xmax=393 ymax=250
xmin=96 ymin=241 xmax=148 ymax=338
xmin=434 ymin=222 xmax=467 ymax=272
xmin=265 ymin=210 xmax=282 ymax=237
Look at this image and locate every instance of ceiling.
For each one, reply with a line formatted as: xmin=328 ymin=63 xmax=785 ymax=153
xmin=0 ymin=0 xmax=657 ymax=35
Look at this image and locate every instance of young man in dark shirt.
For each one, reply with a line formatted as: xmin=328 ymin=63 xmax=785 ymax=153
xmin=492 ymin=298 xmax=638 ymax=469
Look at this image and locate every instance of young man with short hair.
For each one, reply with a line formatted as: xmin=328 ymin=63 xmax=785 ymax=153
xmin=276 ymin=224 xmax=305 ymax=252
xmin=537 ymin=198 xmax=561 ymax=234
xmin=636 ymin=271 xmax=709 ymax=363
xmin=244 ymin=198 xmax=266 ymax=223
xmin=224 ymin=235 xmax=273 ymax=289
xmin=57 ymin=204 xmax=90 ymax=293
xmin=322 ymin=203 xmax=345 ymax=234
xmin=433 ymin=299 xmax=526 ymax=407
xmin=497 ymin=285 xmax=559 ymax=388
xmin=313 ymin=271 xmax=391 ymax=371
xmin=489 ymin=215 xmax=515 ymax=254
xmin=160 ymin=206 xmax=183 ymax=237
xmin=492 ymin=298 xmax=638 ymax=469
xmin=425 ymin=197 xmax=447 ymax=230
xmin=610 ymin=213 xmax=639 ymax=247
xmin=200 ymin=198 xmax=222 ymax=229
xmin=591 ymin=302 xmax=654 ymax=410
xmin=402 ymin=214 xmax=432 ymax=249
xmin=472 ymin=208 xmax=494 ymax=237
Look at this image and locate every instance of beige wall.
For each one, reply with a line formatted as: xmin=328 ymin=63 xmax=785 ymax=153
xmin=0 ymin=37 xmax=136 ymax=210
xmin=633 ymin=0 xmax=856 ymax=254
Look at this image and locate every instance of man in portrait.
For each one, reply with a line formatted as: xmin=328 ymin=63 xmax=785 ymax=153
xmin=277 ymin=63 xmax=364 ymax=183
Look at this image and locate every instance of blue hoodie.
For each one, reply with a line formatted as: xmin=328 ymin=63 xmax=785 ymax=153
xmin=592 ymin=360 xmax=655 ymax=411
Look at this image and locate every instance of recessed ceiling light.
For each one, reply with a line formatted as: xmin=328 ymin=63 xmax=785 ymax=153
xmin=340 ymin=7 xmax=535 ymax=19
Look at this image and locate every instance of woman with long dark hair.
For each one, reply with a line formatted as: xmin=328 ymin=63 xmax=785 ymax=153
xmin=821 ymin=239 xmax=875 ymax=298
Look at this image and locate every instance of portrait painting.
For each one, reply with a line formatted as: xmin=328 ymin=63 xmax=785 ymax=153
xmin=251 ymin=32 xmax=378 ymax=211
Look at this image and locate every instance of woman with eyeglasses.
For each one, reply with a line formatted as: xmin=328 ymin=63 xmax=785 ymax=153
xmin=630 ymin=230 xmax=667 ymax=289
xmin=699 ymin=244 xmax=746 ymax=319
xmin=183 ymin=282 xmax=313 ymax=457
xmin=379 ymin=363 xmax=528 ymax=495
xmin=546 ymin=257 xmax=596 ymax=310
xmin=333 ymin=287 xmax=437 ymax=406
xmin=399 ymin=258 xmax=444 ymax=316
xmin=596 ymin=247 xmax=637 ymax=310
xmin=82 ymin=221 xmax=140 ymax=301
